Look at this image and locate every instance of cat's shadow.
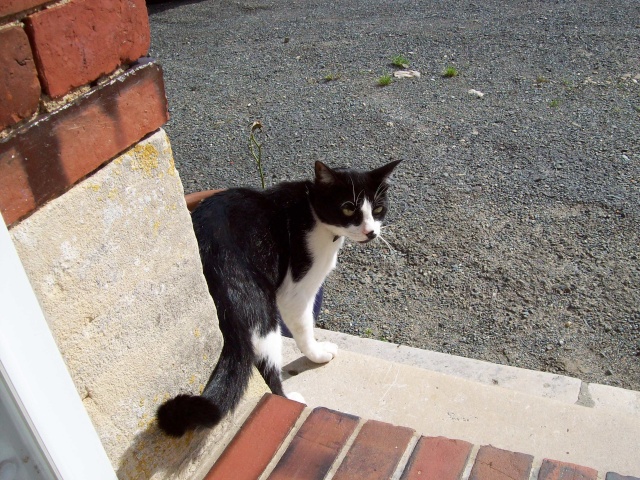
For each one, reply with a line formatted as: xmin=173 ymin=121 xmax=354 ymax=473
xmin=282 ymin=355 xmax=327 ymax=381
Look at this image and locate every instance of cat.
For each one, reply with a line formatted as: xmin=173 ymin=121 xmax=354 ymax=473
xmin=156 ymin=159 xmax=400 ymax=437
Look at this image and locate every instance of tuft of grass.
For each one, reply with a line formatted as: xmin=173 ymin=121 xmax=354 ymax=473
xmin=442 ymin=66 xmax=458 ymax=78
xmin=364 ymin=328 xmax=373 ymax=338
xmin=391 ymin=54 xmax=409 ymax=68
xmin=377 ymin=74 xmax=393 ymax=86
xmin=536 ymin=75 xmax=550 ymax=84
xmin=561 ymin=78 xmax=578 ymax=91
xmin=549 ymin=99 xmax=561 ymax=108
xmin=323 ymin=72 xmax=341 ymax=82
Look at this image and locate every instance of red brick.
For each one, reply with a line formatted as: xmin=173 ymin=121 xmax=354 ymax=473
xmin=0 ymin=145 xmax=35 ymax=224
xmin=400 ymin=436 xmax=473 ymax=480
xmin=0 ymin=0 xmax=47 ymax=18
xmin=469 ymin=445 xmax=533 ymax=480
xmin=268 ymin=407 xmax=359 ymax=480
xmin=333 ymin=420 xmax=415 ymax=480
xmin=0 ymin=59 xmax=168 ymax=226
xmin=538 ymin=459 xmax=598 ymax=480
xmin=204 ymin=394 xmax=305 ymax=480
xmin=606 ymin=474 xmax=640 ymax=480
xmin=0 ymin=26 xmax=41 ymax=130
xmin=24 ymin=0 xmax=150 ymax=98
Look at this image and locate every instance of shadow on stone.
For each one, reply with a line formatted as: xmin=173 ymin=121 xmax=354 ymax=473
xmin=282 ymin=356 xmax=328 ymax=381
xmin=116 ymin=421 xmax=211 ymax=480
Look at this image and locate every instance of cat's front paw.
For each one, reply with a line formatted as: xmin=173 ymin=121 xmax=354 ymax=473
xmin=286 ymin=392 xmax=306 ymax=404
xmin=304 ymin=341 xmax=338 ymax=364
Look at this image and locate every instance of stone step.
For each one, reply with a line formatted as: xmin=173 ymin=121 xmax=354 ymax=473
xmin=312 ymin=328 xmax=640 ymax=416
xmin=280 ymin=336 xmax=640 ymax=475
xmin=204 ymin=394 xmax=640 ymax=480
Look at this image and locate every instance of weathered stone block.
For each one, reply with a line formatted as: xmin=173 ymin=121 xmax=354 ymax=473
xmin=0 ymin=25 xmax=40 ymax=130
xmin=10 ymin=129 xmax=268 ymax=479
xmin=25 ymin=0 xmax=150 ymax=98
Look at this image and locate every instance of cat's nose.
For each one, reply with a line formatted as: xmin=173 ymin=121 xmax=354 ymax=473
xmin=365 ymin=231 xmax=377 ymax=240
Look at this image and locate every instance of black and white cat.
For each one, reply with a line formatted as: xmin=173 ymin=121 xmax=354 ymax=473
xmin=157 ymin=160 xmax=400 ymax=437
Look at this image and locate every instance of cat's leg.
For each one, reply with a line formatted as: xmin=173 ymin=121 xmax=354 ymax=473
xmin=279 ymin=295 xmax=337 ymax=364
xmin=253 ymin=327 xmax=285 ymax=395
xmin=253 ymin=327 xmax=305 ymax=403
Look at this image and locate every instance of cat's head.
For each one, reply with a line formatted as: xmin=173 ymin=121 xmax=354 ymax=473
xmin=310 ymin=160 xmax=401 ymax=243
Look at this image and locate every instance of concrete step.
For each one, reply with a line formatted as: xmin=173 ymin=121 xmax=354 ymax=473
xmin=281 ymin=332 xmax=640 ymax=476
xmin=205 ymin=393 xmax=639 ymax=480
xmin=311 ymin=328 xmax=640 ymax=416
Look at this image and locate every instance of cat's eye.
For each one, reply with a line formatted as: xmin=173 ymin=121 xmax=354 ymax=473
xmin=342 ymin=207 xmax=356 ymax=217
xmin=373 ymin=206 xmax=384 ymax=214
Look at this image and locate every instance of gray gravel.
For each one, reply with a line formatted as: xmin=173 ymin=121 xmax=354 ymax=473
xmin=148 ymin=0 xmax=640 ymax=391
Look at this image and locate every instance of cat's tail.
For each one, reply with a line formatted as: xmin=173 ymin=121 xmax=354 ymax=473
xmin=156 ymin=342 xmax=254 ymax=437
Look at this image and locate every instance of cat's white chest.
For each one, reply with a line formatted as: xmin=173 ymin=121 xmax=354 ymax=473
xmin=276 ymin=223 xmax=342 ymax=312
xmin=306 ymin=223 xmax=343 ymax=282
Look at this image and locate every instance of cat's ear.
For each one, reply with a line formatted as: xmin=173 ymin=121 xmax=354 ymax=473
xmin=315 ymin=161 xmax=337 ymax=185
xmin=370 ymin=160 xmax=401 ymax=182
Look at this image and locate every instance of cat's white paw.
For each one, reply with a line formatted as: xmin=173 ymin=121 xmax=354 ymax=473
xmin=304 ymin=341 xmax=338 ymax=363
xmin=286 ymin=392 xmax=306 ymax=404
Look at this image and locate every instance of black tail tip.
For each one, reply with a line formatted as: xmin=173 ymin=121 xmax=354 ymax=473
xmin=157 ymin=394 xmax=222 ymax=437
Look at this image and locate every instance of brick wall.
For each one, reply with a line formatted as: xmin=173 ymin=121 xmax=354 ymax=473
xmin=0 ymin=0 xmax=167 ymax=226
xmin=1 ymin=2 xmax=270 ymax=478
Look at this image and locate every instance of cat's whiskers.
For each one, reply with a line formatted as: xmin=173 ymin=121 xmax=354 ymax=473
xmin=373 ymin=183 xmax=388 ymax=203
xmin=377 ymin=232 xmax=395 ymax=253
xmin=349 ymin=176 xmax=357 ymax=205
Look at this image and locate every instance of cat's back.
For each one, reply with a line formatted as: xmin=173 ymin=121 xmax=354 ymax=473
xmin=192 ymin=181 xmax=310 ymax=227
xmin=191 ymin=182 xmax=313 ymax=268
xmin=192 ymin=187 xmax=277 ymax=244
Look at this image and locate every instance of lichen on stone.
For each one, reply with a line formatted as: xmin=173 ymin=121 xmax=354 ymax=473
xmin=130 ymin=143 xmax=159 ymax=178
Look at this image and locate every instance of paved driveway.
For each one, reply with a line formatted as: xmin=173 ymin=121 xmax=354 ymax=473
xmin=148 ymin=0 xmax=640 ymax=390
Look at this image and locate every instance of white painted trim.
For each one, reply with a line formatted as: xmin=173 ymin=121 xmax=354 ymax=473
xmin=0 ymin=221 xmax=116 ymax=480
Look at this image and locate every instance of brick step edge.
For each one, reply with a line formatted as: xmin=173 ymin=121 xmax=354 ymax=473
xmin=1 ymin=58 xmax=168 ymax=227
xmin=205 ymin=393 xmax=639 ymax=480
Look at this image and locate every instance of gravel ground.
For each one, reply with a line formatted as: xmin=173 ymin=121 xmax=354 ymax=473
xmin=148 ymin=0 xmax=640 ymax=391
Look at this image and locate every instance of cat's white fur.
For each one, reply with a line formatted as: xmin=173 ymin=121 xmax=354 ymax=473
xmin=277 ymin=214 xmax=342 ymax=363
xmin=252 ymin=327 xmax=282 ymax=369
xmin=257 ymin=198 xmax=378 ymax=400
xmin=359 ymin=199 xmax=378 ymax=238
xmin=252 ymin=327 xmax=305 ymax=403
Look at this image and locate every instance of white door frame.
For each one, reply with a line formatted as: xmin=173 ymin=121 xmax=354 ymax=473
xmin=0 ymin=220 xmax=116 ymax=480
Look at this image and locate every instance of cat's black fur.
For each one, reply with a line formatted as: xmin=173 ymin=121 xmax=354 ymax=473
xmin=157 ymin=160 xmax=400 ymax=437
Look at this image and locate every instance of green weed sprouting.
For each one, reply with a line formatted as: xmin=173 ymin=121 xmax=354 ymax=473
xmin=378 ymin=74 xmax=393 ymax=86
xmin=443 ymin=66 xmax=458 ymax=78
xmin=392 ymin=55 xmax=409 ymax=68
xmin=249 ymin=121 xmax=266 ymax=189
